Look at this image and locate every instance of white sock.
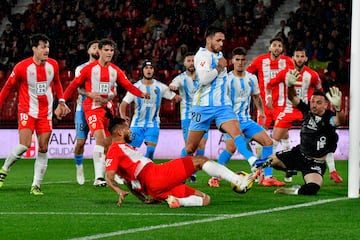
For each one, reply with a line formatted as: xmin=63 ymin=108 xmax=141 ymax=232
xmin=326 ymin=152 xmax=336 ymax=172
xmin=202 ymin=161 xmax=242 ymax=186
xmin=2 ymin=144 xmax=28 ymax=171
xmin=281 ymin=138 xmax=291 ymax=151
xmin=178 ymin=195 xmax=204 ymax=207
xmin=247 ymin=156 xmax=257 ymax=167
xmin=93 ymin=145 xmax=105 ymax=179
xmin=255 ymin=142 xmax=262 ymax=158
xmin=32 ymin=152 xmax=48 ymax=187
xmin=272 ymin=139 xmax=279 ymax=154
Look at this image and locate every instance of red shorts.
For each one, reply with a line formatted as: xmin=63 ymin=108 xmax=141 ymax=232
xmin=258 ymin=106 xmax=282 ymax=128
xmin=18 ymin=112 xmax=52 ymax=134
xmin=84 ymin=108 xmax=110 ymax=137
xmin=274 ymin=109 xmax=303 ymax=128
xmin=138 ymin=157 xmax=196 ymax=200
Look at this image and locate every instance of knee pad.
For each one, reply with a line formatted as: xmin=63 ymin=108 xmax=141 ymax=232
xmin=298 ymin=182 xmax=320 ymax=195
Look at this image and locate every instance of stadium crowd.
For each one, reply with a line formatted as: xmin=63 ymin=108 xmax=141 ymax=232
xmin=0 ymin=0 xmax=351 ymax=127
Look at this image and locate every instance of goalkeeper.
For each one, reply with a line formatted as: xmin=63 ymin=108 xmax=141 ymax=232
xmin=267 ymin=83 xmax=345 ymax=195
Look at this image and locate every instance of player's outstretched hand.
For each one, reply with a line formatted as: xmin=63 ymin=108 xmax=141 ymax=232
xmin=117 ymin=190 xmax=129 ymax=207
xmin=286 ymin=69 xmax=301 ymax=87
xmin=54 ymin=103 xmax=71 ymax=120
xmin=326 ymin=86 xmax=342 ymax=111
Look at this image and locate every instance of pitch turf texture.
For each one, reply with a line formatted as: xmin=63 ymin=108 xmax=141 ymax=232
xmin=0 ymin=159 xmax=359 ymax=240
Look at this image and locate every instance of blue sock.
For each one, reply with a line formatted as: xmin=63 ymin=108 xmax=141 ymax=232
xmin=262 ymin=145 xmax=273 ymax=158
xmin=145 ymin=146 xmax=155 ymax=160
xmin=263 ymin=166 xmax=273 ymax=177
xmin=75 ymin=155 xmax=83 ymax=165
xmin=234 ymin=135 xmax=254 ymax=160
xmin=181 ymin=147 xmax=192 ymax=157
xmin=217 ymin=149 xmax=233 ymax=165
xmin=195 ymin=149 xmax=205 ymax=156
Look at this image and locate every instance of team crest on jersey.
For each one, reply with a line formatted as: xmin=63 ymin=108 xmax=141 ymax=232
xmin=154 ymin=89 xmax=157 ymax=94
xmin=21 ymin=120 xmax=27 ymax=126
xmin=307 ymin=117 xmax=317 ymax=130
xmin=91 ymin=123 xmax=96 ymax=129
xmin=279 ymin=59 xmax=286 ymax=69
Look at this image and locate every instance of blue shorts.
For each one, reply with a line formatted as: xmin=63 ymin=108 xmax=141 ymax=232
xmin=181 ymin=119 xmax=208 ymax=141
xmin=75 ymin=110 xmax=89 ymax=139
xmin=189 ymin=105 xmax=238 ymax=132
xmin=130 ymin=126 xmax=160 ymax=148
xmin=223 ymin=119 xmax=264 ymax=142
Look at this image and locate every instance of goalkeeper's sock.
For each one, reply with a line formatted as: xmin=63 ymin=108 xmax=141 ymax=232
xmin=75 ymin=154 xmax=83 ymax=166
xmin=234 ymin=135 xmax=255 ymax=160
xmin=145 ymin=145 xmax=155 ymax=160
xmin=195 ymin=149 xmax=205 ymax=156
xmin=32 ymin=152 xmax=48 ymax=187
xmin=325 ymin=152 xmax=336 ymax=172
xmin=217 ymin=149 xmax=233 ymax=165
xmin=2 ymin=144 xmax=28 ymax=171
xmin=272 ymin=139 xmax=279 ymax=154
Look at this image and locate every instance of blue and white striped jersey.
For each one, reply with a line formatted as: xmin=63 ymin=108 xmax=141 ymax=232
xmin=169 ymin=72 xmax=199 ymax=120
xmin=122 ymin=79 xmax=176 ymax=128
xmin=227 ymin=71 xmax=260 ymax=122
xmin=74 ymin=62 xmax=89 ymax=112
xmin=193 ymin=47 xmax=231 ymax=107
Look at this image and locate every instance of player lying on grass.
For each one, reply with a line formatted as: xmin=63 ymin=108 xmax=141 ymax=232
xmin=105 ymin=118 xmax=270 ymax=208
xmin=267 ymin=72 xmax=345 ymax=195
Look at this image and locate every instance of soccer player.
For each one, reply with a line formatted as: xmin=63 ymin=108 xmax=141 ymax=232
xmin=73 ymin=40 xmax=99 ymax=185
xmin=105 ymin=118 xmax=257 ymax=208
xmin=63 ymin=38 xmax=149 ymax=187
xmin=119 ymin=60 xmax=181 ymax=160
xmin=269 ymin=83 xmax=345 ymax=195
xmin=0 ymin=34 xmax=71 ymax=195
xmin=208 ymin=47 xmax=276 ymax=187
xmin=169 ymin=52 xmax=208 ymax=182
xmin=266 ymin=47 xmax=322 ymax=182
xmin=246 ymin=37 xmax=294 ymax=186
xmin=182 ymin=27 xmax=265 ymax=175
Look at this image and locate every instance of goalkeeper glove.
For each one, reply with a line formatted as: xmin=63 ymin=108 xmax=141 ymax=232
xmin=285 ymin=70 xmax=300 ymax=87
xmin=325 ymin=86 xmax=342 ymax=111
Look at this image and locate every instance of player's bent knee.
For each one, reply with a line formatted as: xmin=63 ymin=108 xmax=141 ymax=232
xmin=298 ymin=182 xmax=320 ymax=195
xmin=202 ymin=194 xmax=211 ymax=206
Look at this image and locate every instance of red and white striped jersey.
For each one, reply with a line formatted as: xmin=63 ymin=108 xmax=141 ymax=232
xmin=247 ymin=53 xmax=294 ymax=108
xmin=63 ymin=60 xmax=143 ymax=111
xmin=0 ymin=57 xmax=64 ymax=119
xmin=267 ymin=65 xmax=322 ymax=113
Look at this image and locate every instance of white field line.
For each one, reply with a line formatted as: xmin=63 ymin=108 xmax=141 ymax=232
xmin=3 ymin=197 xmax=347 ymax=240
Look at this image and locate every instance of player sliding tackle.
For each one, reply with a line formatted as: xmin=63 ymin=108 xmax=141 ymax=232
xmin=105 ymin=118 xmax=272 ymax=208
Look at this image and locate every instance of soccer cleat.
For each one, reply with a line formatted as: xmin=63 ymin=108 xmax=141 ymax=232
xmin=208 ymin=177 xmax=220 ymax=187
xmin=274 ymin=185 xmax=301 ymax=195
xmin=0 ymin=168 xmax=8 ymax=188
xmin=189 ymin=175 xmax=197 ymax=183
xmin=76 ymin=164 xmax=85 ymax=185
xmin=166 ymin=195 xmax=180 ymax=208
xmin=251 ymin=157 xmax=273 ymax=172
xmin=30 ymin=185 xmax=44 ymax=195
xmin=329 ymin=170 xmax=343 ymax=183
xmin=260 ymin=176 xmax=286 ymax=187
xmin=284 ymin=176 xmax=293 ymax=183
xmin=237 ymin=172 xmax=256 ymax=192
xmin=93 ymin=177 xmax=107 ymax=187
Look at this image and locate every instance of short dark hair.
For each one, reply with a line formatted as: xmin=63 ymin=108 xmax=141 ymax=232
xmin=293 ymin=46 xmax=307 ymax=56
xmin=108 ymin=118 xmax=127 ymax=133
xmin=185 ymin=52 xmax=195 ymax=57
xmin=205 ymin=26 xmax=225 ymax=38
xmin=98 ymin=38 xmax=116 ymax=50
xmin=30 ymin=34 xmax=50 ymax=47
xmin=87 ymin=40 xmax=99 ymax=50
xmin=313 ymin=91 xmax=327 ymax=99
xmin=232 ymin=47 xmax=247 ymax=56
xmin=269 ymin=37 xmax=283 ymax=45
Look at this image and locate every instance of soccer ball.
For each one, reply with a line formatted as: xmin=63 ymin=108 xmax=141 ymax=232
xmin=230 ymin=171 xmax=253 ymax=194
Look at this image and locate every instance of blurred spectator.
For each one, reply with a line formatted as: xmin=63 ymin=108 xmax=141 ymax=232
xmin=175 ymin=44 xmax=188 ymax=71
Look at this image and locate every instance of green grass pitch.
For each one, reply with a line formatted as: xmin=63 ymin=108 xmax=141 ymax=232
xmin=0 ymin=159 xmax=359 ymax=240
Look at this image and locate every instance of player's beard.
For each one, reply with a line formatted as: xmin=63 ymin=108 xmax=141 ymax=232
xmin=91 ymin=53 xmax=99 ymax=60
xmin=295 ymin=62 xmax=305 ymax=69
xmin=144 ymin=73 xmax=154 ymax=80
xmin=187 ymin=66 xmax=195 ymax=73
